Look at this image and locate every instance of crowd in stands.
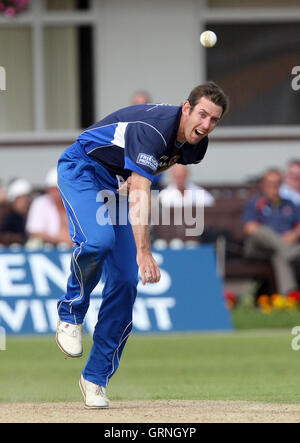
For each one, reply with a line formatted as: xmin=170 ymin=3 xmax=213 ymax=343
xmin=154 ymin=159 xmax=300 ymax=295
xmin=0 ymin=158 xmax=300 ymax=296
xmin=243 ymin=166 xmax=300 ymax=295
xmin=0 ymin=167 xmax=72 ymax=249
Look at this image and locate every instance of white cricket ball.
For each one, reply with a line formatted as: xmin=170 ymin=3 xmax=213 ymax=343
xmin=200 ymin=30 xmax=217 ymax=48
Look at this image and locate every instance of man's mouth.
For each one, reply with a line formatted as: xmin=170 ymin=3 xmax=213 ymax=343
xmin=195 ymin=129 xmax=205 ymax=136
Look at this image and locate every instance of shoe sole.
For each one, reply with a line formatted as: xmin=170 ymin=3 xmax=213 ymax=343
xmin=79 ymin=378 xmax=109 ymax=410
xmin=55 ymin=333 xmax=83 ymax=359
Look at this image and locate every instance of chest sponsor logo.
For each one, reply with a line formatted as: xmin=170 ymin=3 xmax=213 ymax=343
xmin=137 ymin=153 xmax=158 ymax=172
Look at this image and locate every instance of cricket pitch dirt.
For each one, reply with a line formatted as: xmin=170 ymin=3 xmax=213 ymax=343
xmin=0 ymin=400 xmax=300 ymax=423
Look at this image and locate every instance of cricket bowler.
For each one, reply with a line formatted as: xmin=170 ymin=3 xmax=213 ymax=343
xmin=55 ymin=81 xmax=229 ymax=408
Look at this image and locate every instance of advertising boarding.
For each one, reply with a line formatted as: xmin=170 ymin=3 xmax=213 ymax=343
xmin=0 ymin=246 xmax=232 ymax=335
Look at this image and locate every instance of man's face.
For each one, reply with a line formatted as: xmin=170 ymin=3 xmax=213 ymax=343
xmin=261 ymin=172 xmax=282 ymax=201
xmin=179 ymin=96 xmax=223 ymax=145
xmin=13 ymin=194 xmax=31 ymax=215
xmin=286 ymin=163 xmax=300 ymax=191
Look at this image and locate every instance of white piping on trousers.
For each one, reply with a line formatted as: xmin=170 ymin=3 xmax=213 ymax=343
xmin=106 ymin=321 xmax=133 ymax=386
xmin=58 ymin=184 xmax=88 ymax=323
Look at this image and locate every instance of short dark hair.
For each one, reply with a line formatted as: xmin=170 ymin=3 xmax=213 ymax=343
xmin=187 ymin=81 xmax=229 ymax=116
xmin=261 ymin=168 xmax=282 ymax=182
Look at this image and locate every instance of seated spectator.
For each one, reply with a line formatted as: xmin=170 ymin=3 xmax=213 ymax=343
xmin=243 ymin=169 xmax=300 ymax=295
xmin=0 ymin=178 xmax=32 ymax=245
xmin=159 ymin=164 xmax=215 ymax=207
xmin=280 ymin=159 xmax=300 ymax=206
xmin=153 ymin=164 xmax=220 ymax=244
xmin=26 ymin=168 xmax=73 ymax=247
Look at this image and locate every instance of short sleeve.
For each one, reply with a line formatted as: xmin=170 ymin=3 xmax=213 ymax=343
xmin=26 ymin=196 xmax=60 ymax=236
xmin=124 ymin=122 xmax=166 ymax=182
xmin=26 ymin=198 xmax=45 ymax=234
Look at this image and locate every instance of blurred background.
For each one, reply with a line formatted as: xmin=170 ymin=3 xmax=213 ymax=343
xmin=0 ymin=0 xmax=299 ymax=185
xmin=0 ymin=0 xmax=300 ymax=334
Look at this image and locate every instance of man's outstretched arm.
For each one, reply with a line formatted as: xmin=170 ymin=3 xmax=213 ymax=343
xmin=129 ymin=172 xmax=161 ymax=286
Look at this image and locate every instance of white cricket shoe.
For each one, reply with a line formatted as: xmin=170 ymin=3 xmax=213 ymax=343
xmin=56 ymin=320 xmax=83 ymax=358
xmin=79 ymin=375 xmax=109 ymax=409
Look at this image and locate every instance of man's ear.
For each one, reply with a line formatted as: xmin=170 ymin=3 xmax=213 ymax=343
xmin=182 ymin=100 xmax=192 ymax=116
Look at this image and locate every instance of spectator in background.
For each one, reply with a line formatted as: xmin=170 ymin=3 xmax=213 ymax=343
xmin=280 ymin=159 xmax=300 ymax=206
xmin=159 ymin=163 xmax=215 ymax=207
xmin=0 ymin=178 xmax=32 ymax=245
xmin=131 ymin=90 xmax=152 ymax=105
xmin=243 ymin=169 xmax=300 ymax=295
xmin=26 ymin=168 xmax=73 ymax=247
xmin=155 ymin=164 xmax=219 ymax=245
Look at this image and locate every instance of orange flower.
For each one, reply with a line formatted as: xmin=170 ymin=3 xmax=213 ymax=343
xmin=257 ymin=295 xmax=270 ymax=307
xmin=257 ymin=295 xmax=272 ymax=314
xmin=270 ymin=294 xmax=286 ymax=310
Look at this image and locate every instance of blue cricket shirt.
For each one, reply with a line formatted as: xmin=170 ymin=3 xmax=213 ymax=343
xmin=77 ymin=104 xmax=208 ymax=182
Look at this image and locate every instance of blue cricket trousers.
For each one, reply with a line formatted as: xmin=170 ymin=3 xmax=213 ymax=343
xmin=57 ymin=142 xmax=138 ymax=387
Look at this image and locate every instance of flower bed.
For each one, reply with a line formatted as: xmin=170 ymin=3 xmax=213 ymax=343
xmin=257 ymin=291 xmax=300 ymax=314
xmin=224 ymin=289 xmax=300 ymax=329
xmin=224 ymin=289 xmax=300 ymax=313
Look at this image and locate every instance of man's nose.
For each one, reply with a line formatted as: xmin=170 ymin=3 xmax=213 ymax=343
xmin=201 ymin=118 xmax=210 ymax=130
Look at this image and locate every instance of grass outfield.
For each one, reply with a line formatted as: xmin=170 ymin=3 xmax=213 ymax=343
xmin=232 ymin=306 xmax=300 ymax=330
xmin=1 ymin=330 xmax=300 ymax=404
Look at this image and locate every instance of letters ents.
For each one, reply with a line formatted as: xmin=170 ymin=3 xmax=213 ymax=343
xmin=0 ymin=251 xmax=175 ymax=334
